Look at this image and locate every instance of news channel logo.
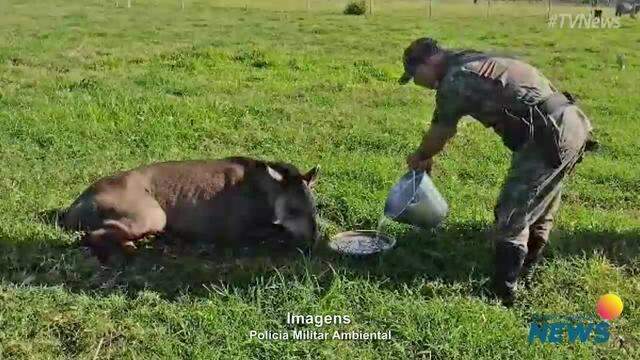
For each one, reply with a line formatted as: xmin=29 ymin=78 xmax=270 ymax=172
xmin=528 ymin=293 xmax=623 ymax=344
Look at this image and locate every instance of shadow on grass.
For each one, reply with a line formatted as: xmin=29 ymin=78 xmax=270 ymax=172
xmin=325 ymin=220 xmax=495 ymax=298
xmin=3 ymin=210 xmax=323 ymax=299
xmin=327 ymin=220 xmax=640 ymax=298
xmin=1 ymin=217 xmax=638 ymax=300
xmin=0 ymin=232 xmax=319 ymax=299
xmin=547 ymin=227 xmax=640 ymax=267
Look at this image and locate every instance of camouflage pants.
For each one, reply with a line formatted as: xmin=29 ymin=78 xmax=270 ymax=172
xmin=492 ymin=104 xmax=592 ymax=301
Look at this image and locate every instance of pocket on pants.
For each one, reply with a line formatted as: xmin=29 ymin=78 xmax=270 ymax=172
xmin=556 ymin=106 xmax=590 ymax=161
xmin=537 ymin=105 xmax=589 ymax=168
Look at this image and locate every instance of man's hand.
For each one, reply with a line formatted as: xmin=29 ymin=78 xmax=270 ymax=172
xmin=406 ymin=123 xmax=456 ymax=175
xmin=406 ymin=151 xmax=433 ymax=174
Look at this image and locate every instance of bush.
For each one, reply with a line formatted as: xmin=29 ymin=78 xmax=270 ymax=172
xmin=344 ymin=1 xmax=367 ymax=16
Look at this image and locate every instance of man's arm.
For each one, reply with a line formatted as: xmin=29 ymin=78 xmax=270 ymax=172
xmin=407 ymin=100 xmax=463 ymax=172
xmin=416 ymin=118 xmax=458 ymax=158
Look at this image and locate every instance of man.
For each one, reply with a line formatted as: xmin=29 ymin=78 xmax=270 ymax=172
xmin=399 ymin=38 xmax=595 ymax=304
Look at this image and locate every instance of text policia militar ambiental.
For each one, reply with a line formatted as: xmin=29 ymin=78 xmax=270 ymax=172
xmin=247 ymin=313 xmax=392 ymax=341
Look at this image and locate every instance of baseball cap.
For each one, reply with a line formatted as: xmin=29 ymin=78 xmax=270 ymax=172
xmin=398 ymin=37 xmax=441 ymax=85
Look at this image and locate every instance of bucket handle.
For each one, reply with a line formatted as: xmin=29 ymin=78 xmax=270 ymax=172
xmin=410 ymin=170 xmax=418 ymax=204
xmin=412 ymin=169 xmax=416 ymax=193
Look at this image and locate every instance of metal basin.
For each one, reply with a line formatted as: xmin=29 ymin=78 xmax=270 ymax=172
xmin=328 ymin=230 xmax=396 ymax=256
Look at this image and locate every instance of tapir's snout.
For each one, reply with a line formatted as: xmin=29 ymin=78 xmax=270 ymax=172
xmin=274 ymin=206 xmax=318 ymax=248
xmin=268 ymin=164 xmax=320 ymax=250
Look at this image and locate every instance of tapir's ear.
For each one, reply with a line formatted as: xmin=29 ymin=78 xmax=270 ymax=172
xmin=267 ymin=166 xmax=284 ymax=182
xmin=302 ymin=165 xmax=319 ymax=188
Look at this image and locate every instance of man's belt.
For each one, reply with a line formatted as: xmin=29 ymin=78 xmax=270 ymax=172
xmin=530 ymin=92 xmax=575 ymax=168
xmin=539 ymin=92 xmax=573 ymax=115
xmin=541 ymin=91 xmax=599 ymax=152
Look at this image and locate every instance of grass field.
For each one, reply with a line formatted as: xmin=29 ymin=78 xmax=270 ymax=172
xmin=1 ymin=0 xmax=639 ymax=358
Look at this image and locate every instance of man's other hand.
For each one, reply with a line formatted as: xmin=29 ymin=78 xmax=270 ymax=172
xmin=406 ymin=152 xmax=433 ymax=174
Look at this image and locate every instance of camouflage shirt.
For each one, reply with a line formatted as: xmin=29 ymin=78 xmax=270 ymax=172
xmin=433 ymin=54 xmax=558 ymax=151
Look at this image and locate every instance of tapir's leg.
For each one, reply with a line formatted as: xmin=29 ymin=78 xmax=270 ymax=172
xmin=112 ymin=197 xmax=167 ymax=254
xmin=88 ymin=197 xmax=167 ymax=262
xmin=86 ymin=227 xmax=128 ymax=264
xmin=100 ymin=220 xmax=139 ymax=256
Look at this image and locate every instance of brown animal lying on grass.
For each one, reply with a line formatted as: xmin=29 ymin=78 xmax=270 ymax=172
xmin=60 ymin=157 xmax=320 ymax=263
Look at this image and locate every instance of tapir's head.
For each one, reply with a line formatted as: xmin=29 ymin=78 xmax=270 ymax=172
xmin=265 ymin=163 xmax=320 ymax=247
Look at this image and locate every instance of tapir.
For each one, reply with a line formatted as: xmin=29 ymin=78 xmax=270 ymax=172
xmin=60 ymin=157 xmax=320 ymax=263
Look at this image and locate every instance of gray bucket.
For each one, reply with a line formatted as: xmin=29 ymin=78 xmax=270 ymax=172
xmin=384 ymin=171 xmax=448 ymax=229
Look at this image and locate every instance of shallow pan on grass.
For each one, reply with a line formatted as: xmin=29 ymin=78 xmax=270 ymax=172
xmin=328 ymin=230 xmax=396 ymax=256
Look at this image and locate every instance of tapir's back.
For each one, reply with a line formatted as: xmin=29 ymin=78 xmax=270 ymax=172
xmin=139 ymin=159 xmax=250 ymax=209
xmin=135 ymin=158 xmax=275 ymax=243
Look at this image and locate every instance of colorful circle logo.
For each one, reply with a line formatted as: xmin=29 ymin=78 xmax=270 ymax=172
xmin=596 ymin=293 xmax=623 ymax=321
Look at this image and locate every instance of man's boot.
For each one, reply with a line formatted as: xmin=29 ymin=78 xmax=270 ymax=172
xmin=492 ymin=242 xmax=527 ymax=306
xmin=521 ymin=233 xmax=547 ymax=287
xmin=521 ymin=192 xmax=559 ymax=286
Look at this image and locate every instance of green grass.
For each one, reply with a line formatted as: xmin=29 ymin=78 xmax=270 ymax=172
xmin=1 ymin=0 xmax=639 ymax=358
